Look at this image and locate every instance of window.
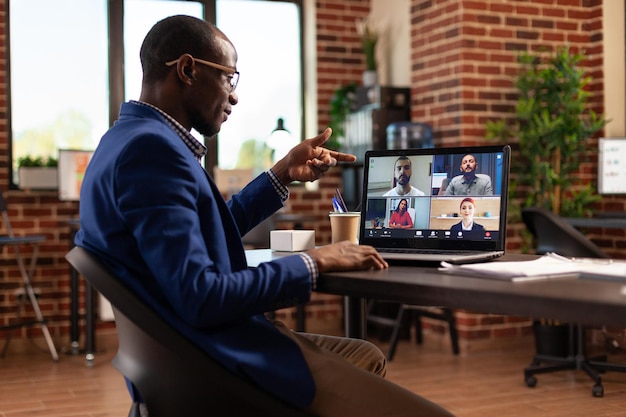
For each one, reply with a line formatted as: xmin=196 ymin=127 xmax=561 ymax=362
xmin=216 ymin=1 xmax=303 ymax=173
xmin=9 ymin=0 xmax=109 ymax=181
xmin=8 ymin=0 xmax=303 ymax=186
xmin=123 ymin=0 xmax=205 ymax=102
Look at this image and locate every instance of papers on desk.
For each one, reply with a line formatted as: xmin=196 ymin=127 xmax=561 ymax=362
xmin=439 ymin=252 xmax=626 ymax=282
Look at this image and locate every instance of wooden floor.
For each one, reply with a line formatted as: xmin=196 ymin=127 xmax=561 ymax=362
xmin=2 ymin=333 xmax=626 ymax=417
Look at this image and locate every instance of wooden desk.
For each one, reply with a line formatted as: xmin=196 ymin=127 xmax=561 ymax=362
xmin=246 ymin=250 xmax=626 ymax=338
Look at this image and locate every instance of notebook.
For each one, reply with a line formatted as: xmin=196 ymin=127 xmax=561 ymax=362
xmin=359 ymin=145 xmax=511 ymax=264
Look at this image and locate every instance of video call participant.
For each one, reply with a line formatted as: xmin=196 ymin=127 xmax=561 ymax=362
xmin=444 ymin=154 xmax=493 ymax=196
xmin=383 ymin=155 xmax=426 ymax=197
xmin=450 ymin=197 xmax=485 ymax=235
xmin=388 ymin=198 xmax=414 ymax=229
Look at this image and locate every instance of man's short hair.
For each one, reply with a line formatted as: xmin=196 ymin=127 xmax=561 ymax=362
xmin=460 ymin=154 xmax=476 ymax=164
xmin=140 ymin=15 xmax=220 ymax=84
xmin=395 ymin=155 xmax=411 ymax=165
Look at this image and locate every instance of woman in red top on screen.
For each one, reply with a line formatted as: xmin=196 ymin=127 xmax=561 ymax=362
xmin=389 ymin=198 xmax=414 ymax=229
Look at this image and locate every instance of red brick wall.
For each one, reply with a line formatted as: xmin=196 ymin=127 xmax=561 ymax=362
xmin=1 ymin=0 xmax=624 ymax=349
xmin=409 ymin=0 xmax=624 ymax=257
xmin=315 ymin=0 xmax=372 ymax=132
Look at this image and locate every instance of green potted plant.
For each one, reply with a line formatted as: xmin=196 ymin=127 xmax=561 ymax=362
xmin=486 ymin=46 xmax=607 ymax=357
xmin=17 ymin=155 xmax=59 ymax=190
xmin=327 ymin=82 xmax=358 ymax=151
xmin=486 ymin=46 xmax=606 ymax=220
xmin=356 ymin=16 xmax=379 ymax=86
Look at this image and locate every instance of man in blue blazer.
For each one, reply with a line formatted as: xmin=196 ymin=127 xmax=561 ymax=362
xmin=76 ymin=15 xmax=453 ymax=417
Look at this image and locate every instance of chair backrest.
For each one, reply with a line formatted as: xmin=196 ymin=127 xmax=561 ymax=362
xmin=65 ymin=246 xmax=311 ymax=417
xmin=521 ymin=207 xmax=609 ymax=259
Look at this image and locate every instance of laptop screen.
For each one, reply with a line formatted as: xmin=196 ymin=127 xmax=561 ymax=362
xmin=359 ymin=145 xmax=511 ymax=252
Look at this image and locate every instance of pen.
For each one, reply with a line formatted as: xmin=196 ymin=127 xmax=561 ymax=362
xmin=335 ymin=188 xmax=348 ymax=212
xmin=332 ymin=197 xmax=344 ymax=213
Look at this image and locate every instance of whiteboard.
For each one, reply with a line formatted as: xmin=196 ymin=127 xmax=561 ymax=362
xmin=598 ymin=138 xmax=626 ymax=194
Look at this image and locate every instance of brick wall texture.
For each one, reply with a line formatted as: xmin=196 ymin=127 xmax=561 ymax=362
xmin=1 ymin=0 xmax=624 ymax=352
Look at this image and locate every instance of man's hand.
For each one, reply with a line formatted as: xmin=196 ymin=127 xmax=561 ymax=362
xmin=306 ymin=241 xmax=389 ymax=273
xmin=272 ymin=128 xmax=357 ymax=185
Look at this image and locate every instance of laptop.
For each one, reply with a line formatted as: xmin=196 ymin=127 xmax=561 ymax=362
xmin=359 ymin=145 xmax=511 ymax=264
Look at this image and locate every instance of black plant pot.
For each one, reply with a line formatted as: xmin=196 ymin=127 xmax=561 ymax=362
xmin=533 ymin=321 xmax=575 ymax=357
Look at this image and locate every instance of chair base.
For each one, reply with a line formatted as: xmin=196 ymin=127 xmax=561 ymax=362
xmin=524 ymin=324 xmax=626 ymax=397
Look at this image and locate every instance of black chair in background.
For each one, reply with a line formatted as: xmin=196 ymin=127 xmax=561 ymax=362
xmin=522 ymin=206 xmax=608 ymax=258
xmin=521 ymin=206 xmax=626 ymax=397
xmin=388 ymin=305 xmax=459 ymax=359
xmin=66 ymin=246 xmax=313 ymax=417
xmin=366 ymin=301 xmax=459 ymax=360
xmin=0 ymin=193 xmax=58 ymax=361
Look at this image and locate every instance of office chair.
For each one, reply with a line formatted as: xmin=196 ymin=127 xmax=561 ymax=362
xmin=0 ymin=193 xmax=58 ymax=361
xmin=65 ymin=246 xmax=313 ymax=417
xmin=521 ymin=206 xmax=626 ymax=397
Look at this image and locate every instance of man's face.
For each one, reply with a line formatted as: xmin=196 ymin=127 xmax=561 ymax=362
xmin=460 ymin=155 xmax=477 ymax=174
xmin=186 ymin=35 xmax=239 ymax=137
xmin=394 ymin=159 xmax=412 ymax=186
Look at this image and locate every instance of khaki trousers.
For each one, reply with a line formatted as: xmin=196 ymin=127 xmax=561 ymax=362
xmin=274 ymin=322 xmax=455 ymax=417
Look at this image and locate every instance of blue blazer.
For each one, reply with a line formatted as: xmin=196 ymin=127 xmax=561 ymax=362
xmin=75 ymin=102 xmax=316 ymax=408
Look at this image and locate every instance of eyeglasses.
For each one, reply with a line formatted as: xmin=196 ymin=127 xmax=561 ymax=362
xmin=165 ymin=55 xmax=240 ymax=91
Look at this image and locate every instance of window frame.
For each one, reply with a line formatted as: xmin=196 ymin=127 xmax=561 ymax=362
xmin=7 ymin=0 xmax=304 ymax=187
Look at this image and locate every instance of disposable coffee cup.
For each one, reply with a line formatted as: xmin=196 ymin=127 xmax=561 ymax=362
xmin=329 ymin=212 xmax=361 ymax=244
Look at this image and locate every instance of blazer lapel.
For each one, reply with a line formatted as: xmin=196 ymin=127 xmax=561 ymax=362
xmin=201 ymin=167 xmax=248 ymax=269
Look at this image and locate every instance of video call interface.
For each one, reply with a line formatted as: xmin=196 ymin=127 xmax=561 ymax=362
xmin=363 ymin=151 xmax=506 ymax=242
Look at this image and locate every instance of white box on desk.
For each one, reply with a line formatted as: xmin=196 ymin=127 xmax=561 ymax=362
xmin=270 ymin=230 xmax=315 ymax=252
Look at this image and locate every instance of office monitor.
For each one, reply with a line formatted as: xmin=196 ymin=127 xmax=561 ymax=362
xmin=58 ymin=149 xmax=94 ymax=201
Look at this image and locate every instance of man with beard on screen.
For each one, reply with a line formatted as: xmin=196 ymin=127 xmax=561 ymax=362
xmin=383 ymin=155 xmax=425 ymax=197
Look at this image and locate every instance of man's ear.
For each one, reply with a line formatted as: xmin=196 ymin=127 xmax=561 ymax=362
xmin=174 ymin=54 xmax=196 ymax=83
xmin=183 ymin=66 xmax=196 ymax=81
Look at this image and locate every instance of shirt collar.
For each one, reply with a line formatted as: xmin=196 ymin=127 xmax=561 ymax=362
xmin=131 ymin=100 xmax=207 ymax=161
xmin=462 ymin=174 xmax=477 ymax=184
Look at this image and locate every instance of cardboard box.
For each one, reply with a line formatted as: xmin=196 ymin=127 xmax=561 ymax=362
xmin=270 ymin=230 xmax=315 ymax=252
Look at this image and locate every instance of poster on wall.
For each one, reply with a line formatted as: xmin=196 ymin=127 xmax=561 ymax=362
xmin=598 ymin=138 xmax=626 ymax=194
xmin=58 ymin=149 xmax=94 ymax=201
